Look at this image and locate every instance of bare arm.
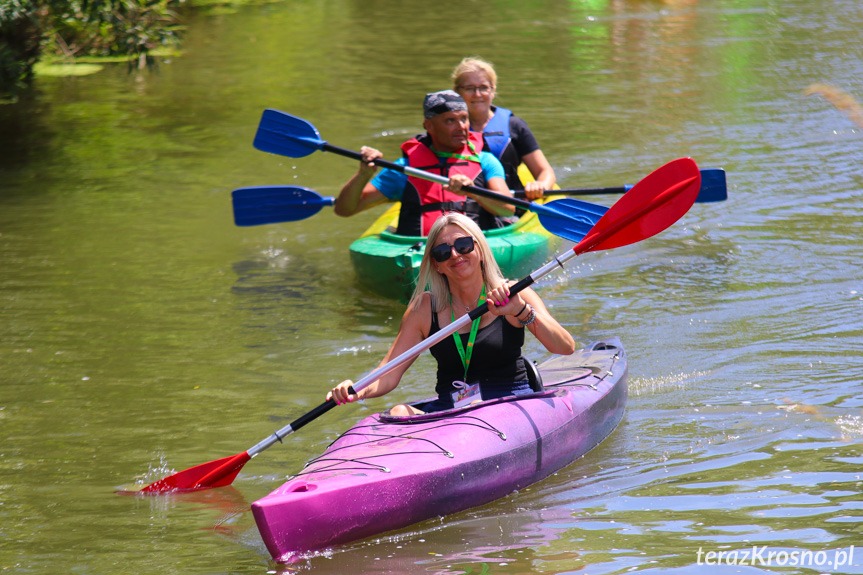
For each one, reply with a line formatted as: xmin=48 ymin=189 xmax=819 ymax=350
xmin=334 ymin=146 xmax=390 ymax=217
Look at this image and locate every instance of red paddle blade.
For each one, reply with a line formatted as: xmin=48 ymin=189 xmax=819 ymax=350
xmin=574 ymin=158 xmax=701 ymax=255
xmin=138 ymin=452 xmax=251 ymax=494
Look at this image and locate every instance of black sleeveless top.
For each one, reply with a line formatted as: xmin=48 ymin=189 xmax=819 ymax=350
xmin=429 ymin=298 xmax=529 ymax=403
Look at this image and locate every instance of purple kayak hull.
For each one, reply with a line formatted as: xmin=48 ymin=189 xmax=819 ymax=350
xmin=252 ymin=338 xmax=628 ymax=562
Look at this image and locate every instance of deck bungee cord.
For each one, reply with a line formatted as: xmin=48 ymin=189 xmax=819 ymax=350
xmin=293 ymin=416 xmax=508 ymax=477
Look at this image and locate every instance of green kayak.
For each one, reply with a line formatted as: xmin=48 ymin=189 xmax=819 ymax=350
xmin=349 ymin=193 xmax=561 ymax=302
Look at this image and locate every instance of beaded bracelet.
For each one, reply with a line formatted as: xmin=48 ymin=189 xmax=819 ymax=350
xmin=517 ymin=305 xmax=536 ymax=326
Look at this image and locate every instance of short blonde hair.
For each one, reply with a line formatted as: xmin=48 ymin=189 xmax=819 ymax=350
xmin=451 ymin=56 xmax=498 ymax=91
xmin=409 ymin=213 xmax=506 ymax=313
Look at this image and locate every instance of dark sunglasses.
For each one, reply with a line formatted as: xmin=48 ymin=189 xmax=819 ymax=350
xmin=431 ymin=236 xmax=475 ymax=262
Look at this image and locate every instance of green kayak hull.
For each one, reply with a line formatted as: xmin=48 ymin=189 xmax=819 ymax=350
xmin=349 ymin=199 xmax=559 ymax=302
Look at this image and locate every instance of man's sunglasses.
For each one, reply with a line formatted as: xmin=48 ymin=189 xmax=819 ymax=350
xmin=431 ymin=236 xmax=475 ymax=262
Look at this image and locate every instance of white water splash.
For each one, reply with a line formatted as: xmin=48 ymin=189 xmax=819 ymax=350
xmin=629 ymin=370 xmax=710 ymax=396
xmin=836 ymin=415 xmax=863 ymax=437
xmin=134 ymin=453 xmax=176 ymax=486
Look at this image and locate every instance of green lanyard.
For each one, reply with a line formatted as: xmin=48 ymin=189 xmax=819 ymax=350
xmin=431 ymin=140 xmax=482 ymax=163
xmin=450 ymin=285 xmax=486 ymax=380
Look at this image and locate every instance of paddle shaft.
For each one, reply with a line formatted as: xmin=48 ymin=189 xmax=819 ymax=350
xmin=243 ymin=248 xmax=579 ymax=459
xmin=514 ymin=186 xmax=630 ymax=198
xmin=320 ymin=142 xmax=561 ymax=217
xmin=230 ymin=184 xmax=606 ymax=242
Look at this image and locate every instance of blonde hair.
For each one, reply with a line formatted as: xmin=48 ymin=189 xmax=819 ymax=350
xmin=408 ymin=213 xmax=506 ymax=313
xmin=451 ymin=56 xmax=498 ymax=91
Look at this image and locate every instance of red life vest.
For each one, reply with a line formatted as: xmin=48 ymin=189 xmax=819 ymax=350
xmin=399 ymin=131 xmax=486 ymax=236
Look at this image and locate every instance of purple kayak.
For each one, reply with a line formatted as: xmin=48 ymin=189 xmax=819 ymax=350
xmin=252 ymin=338 xmax=628 ymax=562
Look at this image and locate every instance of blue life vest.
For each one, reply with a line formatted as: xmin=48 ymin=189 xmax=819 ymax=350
xmin=482 ymin=106 xmax=513 ymax=160
xmin=478 ymin=106 xmax=526 ymax=191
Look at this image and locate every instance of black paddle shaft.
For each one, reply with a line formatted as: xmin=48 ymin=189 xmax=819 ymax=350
xmin=467 ymin=276 xmax=536 ymax=321
xmin=320 ymin=142 xmax=535 ymax=212
xmin=288 ymin=384 xmax=358 ymax=433
xmin=514 ymin=187 xmax=626 ymax=198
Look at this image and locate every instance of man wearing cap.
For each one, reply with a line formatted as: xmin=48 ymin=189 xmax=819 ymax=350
xmin=334 ymin=90 xmax=515 ymax=236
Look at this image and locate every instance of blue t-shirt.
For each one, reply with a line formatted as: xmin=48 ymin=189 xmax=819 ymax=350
xmin=370 ymin=152 xmax=506 ymax=201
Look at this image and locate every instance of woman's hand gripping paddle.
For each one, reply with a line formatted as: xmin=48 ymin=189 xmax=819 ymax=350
xmin=133 ymin=156 xmax=700 ymax=494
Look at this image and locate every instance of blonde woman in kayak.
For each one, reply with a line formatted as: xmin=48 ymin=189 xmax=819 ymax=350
xmin=327 ymin=213 xmax=575 ymax=416
xmin=452 ymin=56 xmax=556 ymax=201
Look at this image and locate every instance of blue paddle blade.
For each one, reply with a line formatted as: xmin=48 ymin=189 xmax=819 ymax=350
xmin=253 ymin=109 xmax=326 ymax=158
xmin=697 ymin=168 xmax=727 ymax=202
xmin=536 ymin=198 xmax=609 ymax=243
xmin=232 ymin=186 xmax=335 ymax=226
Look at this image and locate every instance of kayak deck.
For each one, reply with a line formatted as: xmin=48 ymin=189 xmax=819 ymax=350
xmin=252 ymin=338 xmax=628 ymax=562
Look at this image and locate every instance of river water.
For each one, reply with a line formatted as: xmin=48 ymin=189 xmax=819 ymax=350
xmin=2 ymin=0 xmax=862 ymax=573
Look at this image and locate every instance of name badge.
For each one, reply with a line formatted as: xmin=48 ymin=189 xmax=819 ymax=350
xmin=451 ymin=380 xmax=482 ymax=408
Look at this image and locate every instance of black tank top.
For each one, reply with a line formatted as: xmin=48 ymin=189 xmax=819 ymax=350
xmin=429 ymin=298 xmax=528 ymax=400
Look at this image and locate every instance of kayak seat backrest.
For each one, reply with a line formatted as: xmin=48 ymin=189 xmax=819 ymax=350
xmin=523 ymin=356 xmax=544 ymax=392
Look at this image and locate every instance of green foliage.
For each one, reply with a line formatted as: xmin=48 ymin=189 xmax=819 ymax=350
xmin=0 ymin=0 xmax=43 ymax=98
xmin=0 ymin=0 xmax=184 ymax=99
xmin=44 ymin=0 xmax=183 ymax=58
